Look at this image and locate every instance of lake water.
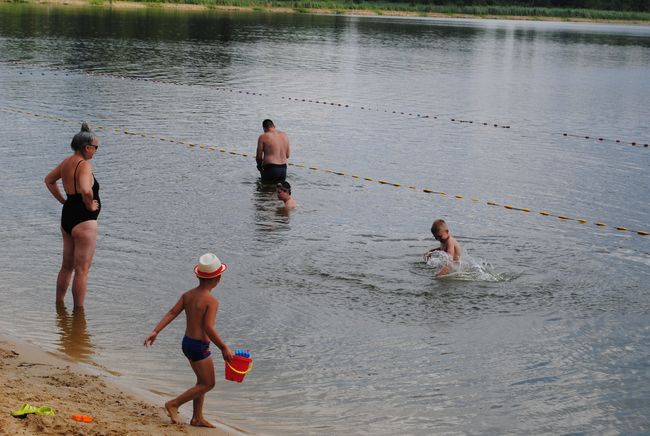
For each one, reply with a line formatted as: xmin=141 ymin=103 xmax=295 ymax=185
xmin=0 ymin=5 xmax=649 ymax=434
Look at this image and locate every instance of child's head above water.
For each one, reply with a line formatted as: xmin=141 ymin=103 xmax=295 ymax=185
xmin=431 ymin=219 xmax=450 ymax=242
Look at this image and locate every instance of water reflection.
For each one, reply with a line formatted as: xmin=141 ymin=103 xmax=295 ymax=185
xmin=252 ymin=180 xmax=291 ymax=243
xmin=2 ymin=4 xmax=649 ymax=49
xmin=55 ymin=303 xmax=94 ymax=361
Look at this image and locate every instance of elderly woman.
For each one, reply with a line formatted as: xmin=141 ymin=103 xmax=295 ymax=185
xmin=45 ymin=122 xmax=101 ymax=308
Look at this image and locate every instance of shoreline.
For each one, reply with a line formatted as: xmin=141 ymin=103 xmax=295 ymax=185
xmin=0 ymin=333 xmax=244 ymax=435
xmin=3 ymin=0 xmax=650 ymax=25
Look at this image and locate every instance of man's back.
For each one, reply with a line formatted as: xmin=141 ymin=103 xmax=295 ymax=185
xmin=258 ymin=129 xmax=290 ymax=165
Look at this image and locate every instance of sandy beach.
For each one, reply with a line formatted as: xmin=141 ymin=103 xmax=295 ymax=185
xmin=0 ymin=334 xmax=241 ymax=435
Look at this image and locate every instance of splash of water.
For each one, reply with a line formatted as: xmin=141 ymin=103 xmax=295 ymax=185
xmin=425 ymin=251 xmax=505 ymax=282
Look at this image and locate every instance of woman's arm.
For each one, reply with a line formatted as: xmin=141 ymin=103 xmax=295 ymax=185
xmin=144 ymin=296 xmax=185 ymax=347
xmin=44 ymin=162 xmax=66 ymax=205
xmin=76 ymin=161 xmax=99 ymax=211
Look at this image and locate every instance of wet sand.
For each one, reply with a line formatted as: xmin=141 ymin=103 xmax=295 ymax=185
xmin=0 ymin=334 xmax=241 ymax=435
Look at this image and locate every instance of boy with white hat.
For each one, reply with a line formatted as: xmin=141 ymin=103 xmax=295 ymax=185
xmin=144 ymin=253 xmax=234 ymax=428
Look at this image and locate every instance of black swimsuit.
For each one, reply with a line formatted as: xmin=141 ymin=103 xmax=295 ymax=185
xmin=61 ymin=160 xmax=101 ymax=235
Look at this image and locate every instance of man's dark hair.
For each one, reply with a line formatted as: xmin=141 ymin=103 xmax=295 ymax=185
xmin=262 ymin=119 xmax=275 ymax=129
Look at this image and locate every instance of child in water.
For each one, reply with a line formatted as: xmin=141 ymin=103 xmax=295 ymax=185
xmin=144 ymin=253 xmax=234 ymax=428
xmin=276 ymin=181 xmax=297 ymax=210
xmin=424 ymin=219 xmax=462 ymax=277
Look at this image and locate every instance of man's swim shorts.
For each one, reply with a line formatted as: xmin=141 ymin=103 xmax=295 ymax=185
xmin=260 ymin=163 xmax=287 ymax=183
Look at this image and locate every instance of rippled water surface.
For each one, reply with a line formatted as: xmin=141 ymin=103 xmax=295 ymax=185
xmin=1 ymin=5 xmax=649 ymax=434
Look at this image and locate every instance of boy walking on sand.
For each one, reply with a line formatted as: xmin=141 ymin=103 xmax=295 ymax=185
xmin=144 ymin=253 xmax=233 ymax=428
xmin=424 ymin=219 xmax=462 ymax=277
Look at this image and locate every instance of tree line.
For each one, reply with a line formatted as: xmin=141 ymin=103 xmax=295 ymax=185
xmin=358 ymin=0 xmax=649 ymax=12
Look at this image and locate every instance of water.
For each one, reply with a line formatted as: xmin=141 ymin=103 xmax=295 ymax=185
xmin=425 ymin=250 xmax=505 ymax=282
xmin=0 ymin=5 xmax=649 ymax=434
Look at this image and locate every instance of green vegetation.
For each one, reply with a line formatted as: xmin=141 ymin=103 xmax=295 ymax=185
xmin=2 ymin=0 xmax=649 ymax=21
xmin=126 ymin=0 xmax=650 ymax=20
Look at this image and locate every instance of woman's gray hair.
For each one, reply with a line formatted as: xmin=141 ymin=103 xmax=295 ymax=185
xmin=70 ymin=122 xmax=98 ymax=151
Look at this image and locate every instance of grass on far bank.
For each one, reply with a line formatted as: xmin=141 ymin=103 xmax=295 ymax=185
xmin=3 ymin=0 xmax=650 ymax=21
xmin=125 ymin=0 xmax=650 ymax=21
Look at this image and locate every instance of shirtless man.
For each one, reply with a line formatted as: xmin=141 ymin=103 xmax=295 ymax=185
xmin=256 ymin=119 xmax=290 ymax=183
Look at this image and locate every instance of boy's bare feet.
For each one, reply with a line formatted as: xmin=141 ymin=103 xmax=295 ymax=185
xmin=191 ymin=417 xmax=216 ymax=428
xmin=165 ymin=401 xmax=179 ymax=424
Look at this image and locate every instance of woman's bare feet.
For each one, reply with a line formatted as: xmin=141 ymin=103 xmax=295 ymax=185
xmin=191 ymin=417 xmax=216 ymax=428
xmin=165 ymin=401 xmax=180 ymax=424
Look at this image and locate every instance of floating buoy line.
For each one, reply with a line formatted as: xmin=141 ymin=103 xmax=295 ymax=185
xmin=1 ymin=104 xmax=647 ymax=238
xmin=2 ymin=61 xmax=647 ymax=149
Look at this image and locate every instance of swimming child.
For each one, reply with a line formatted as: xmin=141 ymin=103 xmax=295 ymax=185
xmin=276 ymin=181 xmax=297 ymax=210
xmin=424 ymin=219 xmax=462 ymax=277
xmin=144 ymin=253 xmax=234 ymax=428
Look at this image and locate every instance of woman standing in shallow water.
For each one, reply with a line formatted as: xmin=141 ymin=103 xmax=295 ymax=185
xmin=45 ymin=123 xmax=101 ymax=308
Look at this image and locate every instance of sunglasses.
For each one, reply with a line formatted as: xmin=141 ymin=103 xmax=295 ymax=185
xmin=87 ymin=144 xmax=99 ymax=150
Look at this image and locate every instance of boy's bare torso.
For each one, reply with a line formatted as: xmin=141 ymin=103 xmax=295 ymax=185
xmin=441 ymin=236 xmax=461 ymax=261
xmin=182 ymin=289 xmax=217 ymax=341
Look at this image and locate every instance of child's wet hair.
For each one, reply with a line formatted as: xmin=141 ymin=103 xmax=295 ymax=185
xmin=277 ymin=181 xmax=291 ymax=194
xmin=431 ymin=219 xmax=447 ymax=235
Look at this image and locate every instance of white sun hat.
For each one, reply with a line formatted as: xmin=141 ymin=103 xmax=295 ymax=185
xmin=194 ymin=253 xmax=228 ymax=279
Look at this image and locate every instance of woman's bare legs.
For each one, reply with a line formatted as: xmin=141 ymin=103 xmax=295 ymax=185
xmin=56 ymin=227 xmax=75 ymax=304
xmin=165 ymin=357 xmax=216 ymax=426
xmin=70 ymin=220 xmax=97 ymax=308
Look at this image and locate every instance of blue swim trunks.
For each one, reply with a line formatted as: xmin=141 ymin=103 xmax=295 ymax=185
xmin=182 ymin=335 xmax=211 ymax=362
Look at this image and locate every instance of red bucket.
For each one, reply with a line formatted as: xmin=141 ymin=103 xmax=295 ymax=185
xmin=225 ymin=355 xmax=253 ymax=383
